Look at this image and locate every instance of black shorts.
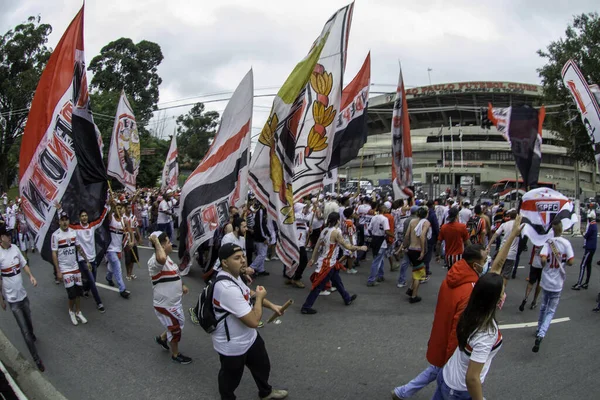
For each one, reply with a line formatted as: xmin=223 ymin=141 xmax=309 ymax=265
xmin=125 ymin=246 xmax=139 ymax=265
xmin=66 ymin=284 xmax=83 ymax=300
xmin=528 ymin=266 xmax=542 ymax=284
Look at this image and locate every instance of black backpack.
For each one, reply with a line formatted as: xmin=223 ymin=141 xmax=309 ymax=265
xmin=197 ymin=274 xmax=244 ymax=341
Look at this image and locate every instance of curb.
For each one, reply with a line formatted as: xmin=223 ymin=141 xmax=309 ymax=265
xmin=0 ymin=329 xmax=67 ymax=400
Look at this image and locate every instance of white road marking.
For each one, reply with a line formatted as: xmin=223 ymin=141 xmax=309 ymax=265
xmin=499 ymin=317 xmax=570 ymax=330
xmin=96 ymin=282 xmax=120 ymax=293
xmin=518 ymin=266 xmax=525 ymax=269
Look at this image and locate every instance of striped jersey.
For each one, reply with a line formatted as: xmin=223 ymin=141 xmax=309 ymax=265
xmin=51 ymin=228 xmax=79 ymax=272
xmin=315 ymin=228 xmax=341 ymax=273
xmin=107 ymin=215 xmax=125 ymax=252
xmin=148 ymin=254 xmax=182 ymax=308
xmin=0 ymin=244 xmax=28 ymax=303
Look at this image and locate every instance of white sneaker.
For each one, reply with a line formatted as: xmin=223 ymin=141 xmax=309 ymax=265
xmin=397 ymin=283 xmax=406 ymax=288
xmin=76 ymin=312 xmax=88 ymax=324
xmin=69 ymin=310 xmax=78 ymax=326
xmin=265 ymin=257 xmax=271 ymax=262
xmin=272 ymin=256 xmax=279 ymax=261
xmin=319 ymin=290 xmax=331 ymax=296
xmin=349 ymin=268 xmax=358 ymax=274
xmin=330 ymin=287 xmax=337 ymax=292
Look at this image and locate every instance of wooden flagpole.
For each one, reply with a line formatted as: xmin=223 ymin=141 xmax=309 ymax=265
xmin=107 ymin=180 xmax=140 ymax=265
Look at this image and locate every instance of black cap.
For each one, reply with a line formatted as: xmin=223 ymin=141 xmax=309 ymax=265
xmin=0 ymin=226 xmax=8 ymax=236
xmin=219 ymin=243 xmax=244 ymax=261
xmin=59 ymin=211 xmax=69 ymax=219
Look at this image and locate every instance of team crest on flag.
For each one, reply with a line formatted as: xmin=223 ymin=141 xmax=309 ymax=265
xmin=161 ymin=134 xmax=178 ymax=191
xmin=519 ymin=188 xmax=578 ymax=246
xmin=107 ymin=90 xmax=140 ymax=193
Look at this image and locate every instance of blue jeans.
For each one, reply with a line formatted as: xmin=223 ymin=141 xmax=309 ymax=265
xmin=368 ymin=247 xmax=386 ymax=283
xmin=397 ymin=254 xmax=410 ymax=285
xmin=251 ymin=242 xmax=267 ymax=273
xmin=106 ymin=251 xmax=127 ymax=292
xmin=537 ymin=289 xmax=561 ymax=337
xmin=424 ymin=243 xmax=435 ymax=274
xmin=394 ymin=364 xmax=440 ymax=398
xmin=432 ymin=369 xmax=471 ymax=400
xmin=302 ymin=269 xmax=351 ymax=310
xmin=79 ymin=260 xmax=103 ymax=306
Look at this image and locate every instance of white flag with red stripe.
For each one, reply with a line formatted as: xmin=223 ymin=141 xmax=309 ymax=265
xmin=519 ymin=188 xmax=578 ymax=246
xmin=178 ymin=70 xmax=252 ymax=260
xmin=161 ymin=134 xmax=178 ymax=191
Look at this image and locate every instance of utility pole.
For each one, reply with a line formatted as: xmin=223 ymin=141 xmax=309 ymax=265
xmin=427 ymin=68 xmax=432 ymax=85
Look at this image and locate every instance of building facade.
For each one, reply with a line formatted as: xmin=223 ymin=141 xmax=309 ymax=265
xmin=343 ymin=81 xmax=597 ymax=199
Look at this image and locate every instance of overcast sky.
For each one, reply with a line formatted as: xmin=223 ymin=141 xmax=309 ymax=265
xmin=1 ymin=0 xmax=597 ymax=139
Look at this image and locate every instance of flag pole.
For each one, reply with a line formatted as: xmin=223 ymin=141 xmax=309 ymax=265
xmin=107 ymin=180 xmax=140 ymax=265
xmin=357 ymin=146 xmax=365 ymax=197
xmin=450 ymin=117 xmax=455 ymax=168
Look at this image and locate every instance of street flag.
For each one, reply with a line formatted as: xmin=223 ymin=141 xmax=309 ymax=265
xmin=249 ymin=3 xmax=352 ymax=277
xmin=519 ymin=187 xmax=578 ymax=246
xmin=291 ymin=3 xmax=353 ymax=201
xmin=178 ymin=70 xmax=253 ymax=261
xmin=392 ymin=63 xmax=413 ymax=199
xmin=488 ymin=104 xmax=545 ymax=188
xmin=107 ymin=90 xmax=140 ymax=193
xmin=18 ymin=5 xmax=109 ymax=262
xmin=328 ymin=52 xmax=370 ymax=171
xmin=561 ymin=59 xmax=600 ymax=165
xmin=161 ymin=134 xmax=179 ymax=190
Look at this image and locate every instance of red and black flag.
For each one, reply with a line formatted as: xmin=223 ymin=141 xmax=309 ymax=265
xmin=19 ymin=5 xmax=109 ymax=262
xmin=328 ymin=52 xmax=370 ymax=170
xmin=489 ymin=104 xmax=545 ymax=188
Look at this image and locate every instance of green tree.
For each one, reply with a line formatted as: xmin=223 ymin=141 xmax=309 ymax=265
xmin=537 ymin=12 xmax=600 ymax=164
xmin=176 ymin=103 xmax=220 ymax=166
xmin=87 ymin=37 xmax=165 ymax=186
xmin=0 ymin=16 xmax=52 ymax=190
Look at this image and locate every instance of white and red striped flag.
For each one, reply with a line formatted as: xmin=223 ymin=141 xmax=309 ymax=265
xmin=392 ymin=63 xmax=413 ymax=199
xmin=161 ymin=134 xmax=178 ymax=191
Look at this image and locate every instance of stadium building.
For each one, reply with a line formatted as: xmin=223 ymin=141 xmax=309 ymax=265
xmin=343 ymin=81 xmax=597 ymax=201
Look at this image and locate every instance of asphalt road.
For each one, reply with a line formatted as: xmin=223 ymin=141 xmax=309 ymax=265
xmin=0 ymin=237 xmax=599 ymax=400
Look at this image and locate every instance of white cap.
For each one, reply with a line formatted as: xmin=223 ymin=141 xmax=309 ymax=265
xmin=294 ymin=203 xmax=305 ymax=213
xmin=150 ymin=231 xmax=163 ymax=241
xmin=384 ymin=201 xmax=392 ymax=209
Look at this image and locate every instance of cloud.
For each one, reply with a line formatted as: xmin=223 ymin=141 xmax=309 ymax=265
xmin=1 ymin=0 xmax=597 ymax=138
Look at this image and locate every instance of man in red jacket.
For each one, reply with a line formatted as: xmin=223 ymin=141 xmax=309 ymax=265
xmin=391 ymin=216 xmax=522 ymax=400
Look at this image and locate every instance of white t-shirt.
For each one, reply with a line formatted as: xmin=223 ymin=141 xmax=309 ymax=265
xmin=51 ymin=228 xmax=79 ymax=272
xmin=296 ymin=211 xmax=312 ymax=247
xmin=107 ymin=215 xmax=124 ymax=253
xmin=0 ymin=244 xmax=28 ymax=303
xmin=6 ymin=205 xmax=16 ymax=230
xmin=212 ymin=271 xmax=257 ymax=356
xmin=443 ymin=323 xmax=503 ymax=392
xmin=148 ymin=254 xmax=183 ymax=308
xmin=458 ymin=208 xmax=473 ymax=225
xmin=368 ymin=214 xmax=390 ymax=249
xmin=357 ymin=204 xmax=372 ymax=225
xmin=495 ymin=220 xmax=518 ymax=260
xmin=157 ymin=200 xmax=171 ymax=224
xmin=540 ymin=237 xmax=574 ymax=292
xmin=141 ymin=204 xmax=149 ymax=218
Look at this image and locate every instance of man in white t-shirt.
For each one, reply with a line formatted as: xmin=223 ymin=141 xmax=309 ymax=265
xmin=157 ymin=193 xmax=174 ymax=240
xmin=487 ymin=210 xmax=519 ymax=286
xmin=533 ymin=220 xmax=574 ymax=353
xmin=0 ymin=227 xmax=44 ymax=372
xmin=149 ymin=231 xmax=192 ymax=365
xmin=5 ymin=200 xmax=17 ymax=244
xmin=367 ymin=206 xmax=391 ymax=287
xmin=105 ymin=199 xmax=131 ymax=299
xmin=458 ymin=201 xmax=472 ymax=225
xmin=212 ymin=243 xmax=288 ymax=400
xmin=51 ymin=211 xmax=90 ymax=326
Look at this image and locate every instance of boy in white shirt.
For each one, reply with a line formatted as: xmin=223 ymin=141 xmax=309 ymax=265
xmin=149 ymin=231 xmax=192 ymax=364
xmin=533 ymin=220 xmax=574 ymax=353
xmin=0 ymin=227 xmax=44 ymax=371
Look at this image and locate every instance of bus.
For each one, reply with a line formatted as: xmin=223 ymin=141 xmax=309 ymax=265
xmin=489 ymin=179 xmax=556 ymax=201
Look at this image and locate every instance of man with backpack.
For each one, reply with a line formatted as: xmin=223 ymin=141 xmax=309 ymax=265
xmin=208 ymin=242 xmax=288 ymax=399
xmin=149 ymin=231 xmax=192 ymax=365
xmin=467 ymin=205 xmax=487 ymax=245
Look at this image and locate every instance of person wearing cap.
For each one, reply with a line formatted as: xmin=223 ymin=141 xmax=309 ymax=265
xmin=105 ymin=196 xmax=131 ymax=299
xmin=212 ymin=242 xmax=288 ymax=400
xmin=149 ymin=231 xmax=192 ymax=365
xmin=61 ymin=202 xmax=109 ymax=313
xmin=51 ymin=211 xmax=90 ymax=325
xmin=284 ymin=203 xmax=311 ymax=288
xmin=572 ymin=209 xmax=597 ymax=290
xmin=0 ymin=226 xmax=44 ymax=371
